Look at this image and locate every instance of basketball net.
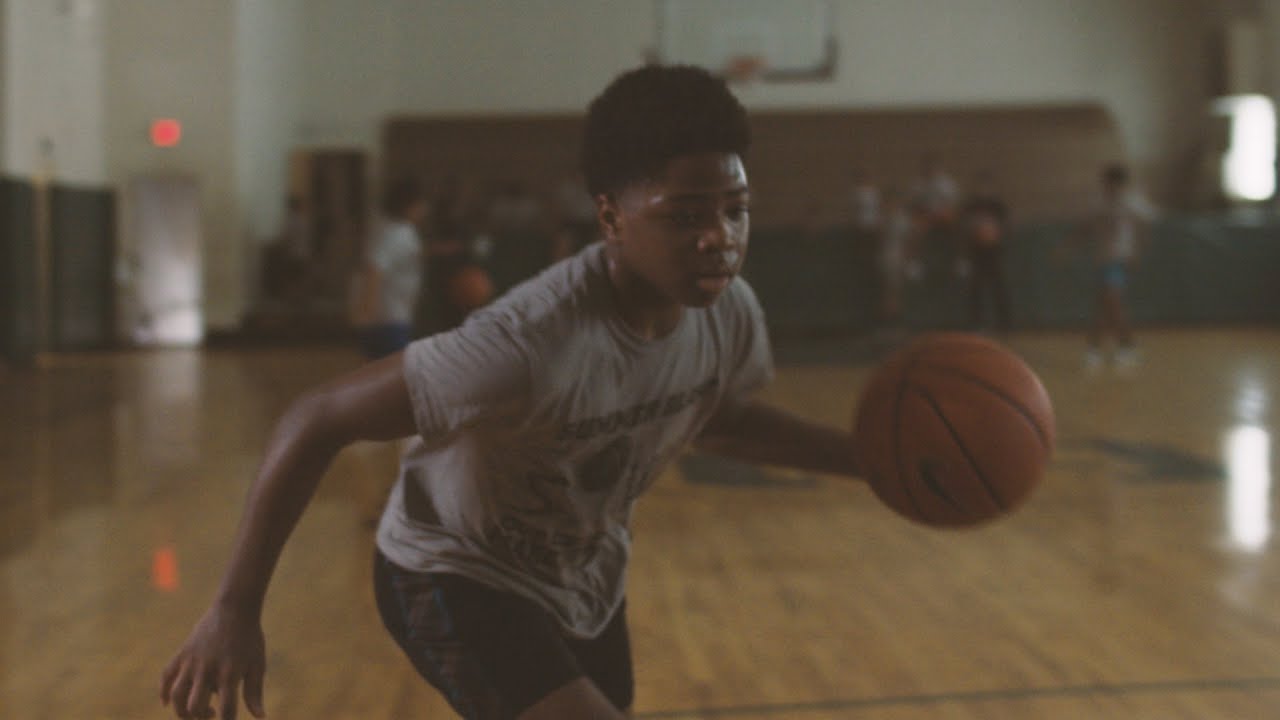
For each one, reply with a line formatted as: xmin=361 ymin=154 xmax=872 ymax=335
xmin=722 ymin=54 xmax=766 ymax=85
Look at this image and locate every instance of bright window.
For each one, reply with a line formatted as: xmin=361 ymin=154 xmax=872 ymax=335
xmin=1212 ymin=94 xmax=1276 ymax=202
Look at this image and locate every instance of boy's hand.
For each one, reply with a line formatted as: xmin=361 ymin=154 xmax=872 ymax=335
xmin=161 ymin=606 xmax=267 ymax=719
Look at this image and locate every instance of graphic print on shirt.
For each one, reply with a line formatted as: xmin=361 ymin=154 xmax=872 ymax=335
xmin=377 ymin=244 xmax=776 ymax=635
xmin=480 ymin=376 xmax=718 ymax=586
xmin=578 ymin=436 xmax=634 ymax=493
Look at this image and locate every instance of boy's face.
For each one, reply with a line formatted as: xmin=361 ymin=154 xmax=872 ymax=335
xmin=600 ymin=152 xmax=750 ymax=307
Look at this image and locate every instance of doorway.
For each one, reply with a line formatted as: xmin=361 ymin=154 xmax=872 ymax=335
xmin=119 ymin=175 xmax=202 ymax=347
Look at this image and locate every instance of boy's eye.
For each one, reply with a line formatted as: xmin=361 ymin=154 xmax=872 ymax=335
xmin=665 ymin=206 xmax=749 ymax=226
xmin=667 ymin=210 xmax=702 ymax=226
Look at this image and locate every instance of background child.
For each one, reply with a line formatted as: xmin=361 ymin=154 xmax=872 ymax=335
xmin=352 ymin=179 xmax=429 ymax=359
xmin=1079 ymin=163 xmax=1157 ymax=369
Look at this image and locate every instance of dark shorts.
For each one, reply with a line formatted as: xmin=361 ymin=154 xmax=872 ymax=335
xmin=372 ymin=550 xmax=633 ymax=719
xmin=1100 ymin=262 xmax=1128 ymax=290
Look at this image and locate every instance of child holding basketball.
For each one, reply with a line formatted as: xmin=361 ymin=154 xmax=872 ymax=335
xmin=160 ymin=65 xmax=862 ymax=720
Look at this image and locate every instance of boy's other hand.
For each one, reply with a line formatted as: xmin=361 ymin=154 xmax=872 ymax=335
xmin=161 ymin=606 xmax=267 ymax=719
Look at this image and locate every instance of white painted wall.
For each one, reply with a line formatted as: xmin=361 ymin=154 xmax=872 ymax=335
xmin=103 ymin=0 xmax=307 ymax=330
xmin=2 ymin=0 xmax=104 ymax=184
xmin=234 ymin=0 xmax=306 ymax=305
xmin=1264 ymin=1 xmax=1280 ymax=106
xmin=296 ymin=0 xmax=1219 ymax=190
xmin=103 ymin=0 xmax=237 ymax=327
xmin=763 ymin=0 xmax=1214 ymax=186
xmin=296 ymin=0 xmax=654 ymax=148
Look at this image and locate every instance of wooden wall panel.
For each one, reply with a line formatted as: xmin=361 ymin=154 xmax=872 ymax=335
xmin=383 ymin=104 xmax=1122 ymax=228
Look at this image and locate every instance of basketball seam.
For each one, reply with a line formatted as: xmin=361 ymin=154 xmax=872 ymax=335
xmin=893 ymin=349 xmax=932 ymax=523
xmin=908 ymin=384 xmax=1009 ymax=513
xmin=914 ymin=363 xmax=1052 ymax=451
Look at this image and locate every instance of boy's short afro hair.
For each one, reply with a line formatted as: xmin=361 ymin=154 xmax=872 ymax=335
xmin=582 ymin=64 xmax=750 ymax=197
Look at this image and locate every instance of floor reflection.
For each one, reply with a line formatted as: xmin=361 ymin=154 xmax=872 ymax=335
xmin=1 ymin=360 xmax=117 ymax=558
xmin=1224 ymin=425 xmax=1271 ymax=553
xmin=0 ymin=350 xmax=215 ymax=560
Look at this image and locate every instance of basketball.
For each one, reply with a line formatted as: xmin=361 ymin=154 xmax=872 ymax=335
xmin=448 ymin=265 xmax=494 ymax=312
xmin=853 ymin=333 xmax=1055 ymax=527
xmin=971 ymin=215 xmax=1002 ymax=246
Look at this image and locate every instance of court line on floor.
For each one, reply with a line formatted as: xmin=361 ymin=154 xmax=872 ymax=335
xmin=636 ymin=676 xmax=1280 ymax=718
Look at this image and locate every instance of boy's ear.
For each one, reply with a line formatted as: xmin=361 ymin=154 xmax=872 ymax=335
xmin=596 ymin=193 xmax=621 ymax=241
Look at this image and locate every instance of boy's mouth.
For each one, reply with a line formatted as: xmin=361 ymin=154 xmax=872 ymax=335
xmin=695 ymin=274 xmax=733 ymax=293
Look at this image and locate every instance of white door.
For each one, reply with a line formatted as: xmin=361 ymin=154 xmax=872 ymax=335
xmin=120 ymin=176 xmax=202 ymax=346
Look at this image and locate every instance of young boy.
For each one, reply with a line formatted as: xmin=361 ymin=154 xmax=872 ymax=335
xmin=1080 ymin=163 xmax=1156 ymax=369
xmin=354 ymin=178 xmax=429 ymax=358
xmin=160 ymin=65 xmax=862 ymax=720
xmin=959 ymin=172 xmax=1011 ymax=333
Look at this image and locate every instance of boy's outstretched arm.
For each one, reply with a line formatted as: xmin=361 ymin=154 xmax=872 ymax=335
xmin=696 ymin=399 xmax=862 ymax=480
xmin=160 ymin=353 xmax=417 ymax=720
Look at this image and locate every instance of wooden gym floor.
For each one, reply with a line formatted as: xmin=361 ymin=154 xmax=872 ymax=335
xmin=2 ymin=329 xmax=1278 ymax=719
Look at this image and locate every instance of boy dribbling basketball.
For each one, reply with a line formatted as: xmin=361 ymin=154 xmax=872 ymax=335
xmin=160 ymin=65 xmax=862 ymax=720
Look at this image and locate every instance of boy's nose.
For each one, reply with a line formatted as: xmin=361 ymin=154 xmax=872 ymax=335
xmin=697 ymin=220 xmax=736 ymax=252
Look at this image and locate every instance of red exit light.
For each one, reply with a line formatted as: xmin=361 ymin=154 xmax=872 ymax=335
xmin=151 ymin=544 xmax=180 ymax=592
xmin=150 ymin=118 xmax=181 ymax=147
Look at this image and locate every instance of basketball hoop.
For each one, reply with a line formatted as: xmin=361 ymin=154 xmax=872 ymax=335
xmin=722 ymin=54 xmax=766 ymax=84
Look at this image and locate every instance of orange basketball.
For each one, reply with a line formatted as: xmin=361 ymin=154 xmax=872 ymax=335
xmin=971 ymin=216 xmax=1002 ymax=246
xmin=853 ymin=333 xmax=1055 ymax=528
xmin=448 ymin=265 xmax=494 ymax=312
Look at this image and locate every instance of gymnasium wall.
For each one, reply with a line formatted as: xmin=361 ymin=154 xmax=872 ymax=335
xmin=384 ymin=105 xmax=1123 ymax=227
xmin=1 ymin=0 xmax=105 ymax=185
xmin=0 ymin=0 xmax=1275 ymax=348
xmin=0 ymin=179 xmax=36 ymax=365
xmin=302 ymin=0 xmax=1219 ymax=198
xmin=102 ymin=0 xmax=309 ymax=330
xmin=743 ymin=219 xmax=1280 ymax=336
xmin=48 ymin=185 xmax=116 ymax=350
xmin=103 ymin=1 xmax=239 ymax=328
xmin=0 ymin=179 xmax=115 ymax=365
xmin=233 ymin=0 xmax=307 ymax=307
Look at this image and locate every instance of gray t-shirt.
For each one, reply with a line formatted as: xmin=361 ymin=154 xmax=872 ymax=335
xmin=375 ymin=243 xmax=774 ymax=637
xmin=1089 ymin=191 xmax=1157 ymax=263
